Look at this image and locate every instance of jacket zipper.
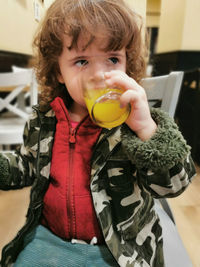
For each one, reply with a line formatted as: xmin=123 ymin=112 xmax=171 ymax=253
xmin=67 ymin=127 xmax=76 ymax=238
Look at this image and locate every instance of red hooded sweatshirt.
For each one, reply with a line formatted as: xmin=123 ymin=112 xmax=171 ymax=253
xmin=41 ymin=97 xmax=103 ymax=243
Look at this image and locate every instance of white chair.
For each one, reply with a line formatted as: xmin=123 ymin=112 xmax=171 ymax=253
xmin=0 ymin=69 xmax=38 ymax=149
xmin=142 ymin=71 xmax=193 ymax=266
xmin=142 ymin=71 xmax=184 ymax=118
xmin=12 ymin=65 xmax=38 ymax=109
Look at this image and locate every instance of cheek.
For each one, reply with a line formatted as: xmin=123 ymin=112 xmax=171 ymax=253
xmin=66 ymin=79 xmax=86 ymax=106
xmin=122 ymin=59 xmax=127 ymax=72
xmin=121 ymin=64 xmax=126 ymax=72
xmin=117 ymin=59 xmax=126 ymax=73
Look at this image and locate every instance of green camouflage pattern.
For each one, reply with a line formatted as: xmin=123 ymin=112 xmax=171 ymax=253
xmin=0 ymin=106 xmax=196 ymax=267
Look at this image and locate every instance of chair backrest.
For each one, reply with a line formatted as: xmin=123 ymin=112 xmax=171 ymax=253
xmin=0 ymin=69 xmax=37 ymax=120
xmin=12 ymin=65 xmax=38 ymax=108
xmin=141 ymin=71 xmax=184 ymax=118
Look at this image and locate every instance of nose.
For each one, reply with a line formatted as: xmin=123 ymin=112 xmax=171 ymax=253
xmin=88 ymin=61 xmax=107 ymax=83
xmin=90 ymin=71 xmax=104 ymax=83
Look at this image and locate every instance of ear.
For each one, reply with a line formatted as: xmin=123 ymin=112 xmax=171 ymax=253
xmin=57 ymin=73 xmax=65 ymax=83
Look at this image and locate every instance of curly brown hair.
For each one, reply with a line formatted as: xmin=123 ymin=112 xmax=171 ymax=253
xmin=33 ymin=0 xmax=147 ymax=111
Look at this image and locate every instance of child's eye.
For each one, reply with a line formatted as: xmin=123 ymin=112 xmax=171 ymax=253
xmin=108 ymin=57 xmax=119 ymax=64
xmin=75 ymin=59 xmax=88 ymax=67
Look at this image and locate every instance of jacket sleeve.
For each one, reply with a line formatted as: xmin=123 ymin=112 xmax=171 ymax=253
xmin=121 ymin=107 xmax=196 ymax=198
xmin=0 ymin=112 xmax=38 ymax=190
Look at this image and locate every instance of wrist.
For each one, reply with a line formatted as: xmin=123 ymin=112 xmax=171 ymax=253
xmin=135 ymin=119 xmax=157 ymax=141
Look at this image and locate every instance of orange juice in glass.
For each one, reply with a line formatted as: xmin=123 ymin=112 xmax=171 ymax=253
xmin=83 ymin=84 xmax=130 ymax=128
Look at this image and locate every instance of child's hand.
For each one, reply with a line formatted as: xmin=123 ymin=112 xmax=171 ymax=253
xmin=104 ymin=70 xmax=157 ymax=141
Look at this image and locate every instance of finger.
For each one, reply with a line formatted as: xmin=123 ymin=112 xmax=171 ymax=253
xmin=104 ymin=70 xmax=141 ymax=92
xmin=120 ymin=88 xmax=148 ymax=108
xmin=120 ymin=89 xmax=138 ymax=108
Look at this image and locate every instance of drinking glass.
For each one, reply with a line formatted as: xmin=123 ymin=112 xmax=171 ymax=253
xmin=82 ymin=74 xmax=130 ymax=128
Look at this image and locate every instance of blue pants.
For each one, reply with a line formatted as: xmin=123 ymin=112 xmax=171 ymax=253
xmin=14 ymin=225 xmax=119 ymax=267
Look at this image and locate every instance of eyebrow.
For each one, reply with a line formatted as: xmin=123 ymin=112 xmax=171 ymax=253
xmin=69 ymin=51 xmax=125 ymax=62
xmin=69 ymin=55 xmax=86 ymax=63
xmin=107 ymin=51 xmax=125 ymax=57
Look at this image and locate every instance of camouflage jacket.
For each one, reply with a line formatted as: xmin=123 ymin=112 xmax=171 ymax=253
xmin=0 ymin=106 xmax=196 ymax=267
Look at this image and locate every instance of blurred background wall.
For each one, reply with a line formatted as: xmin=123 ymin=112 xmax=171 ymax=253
xmin=0 ymin=0 xmax=54 ymax=71
xmin=0 ymin=0 xmax=54 ymax=55
xmin=147 ymin=0 xmax=200 ymax=75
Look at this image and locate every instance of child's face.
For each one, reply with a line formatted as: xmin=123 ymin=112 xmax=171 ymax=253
xmin=57 ymin=34 xmax=126 ymax=109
